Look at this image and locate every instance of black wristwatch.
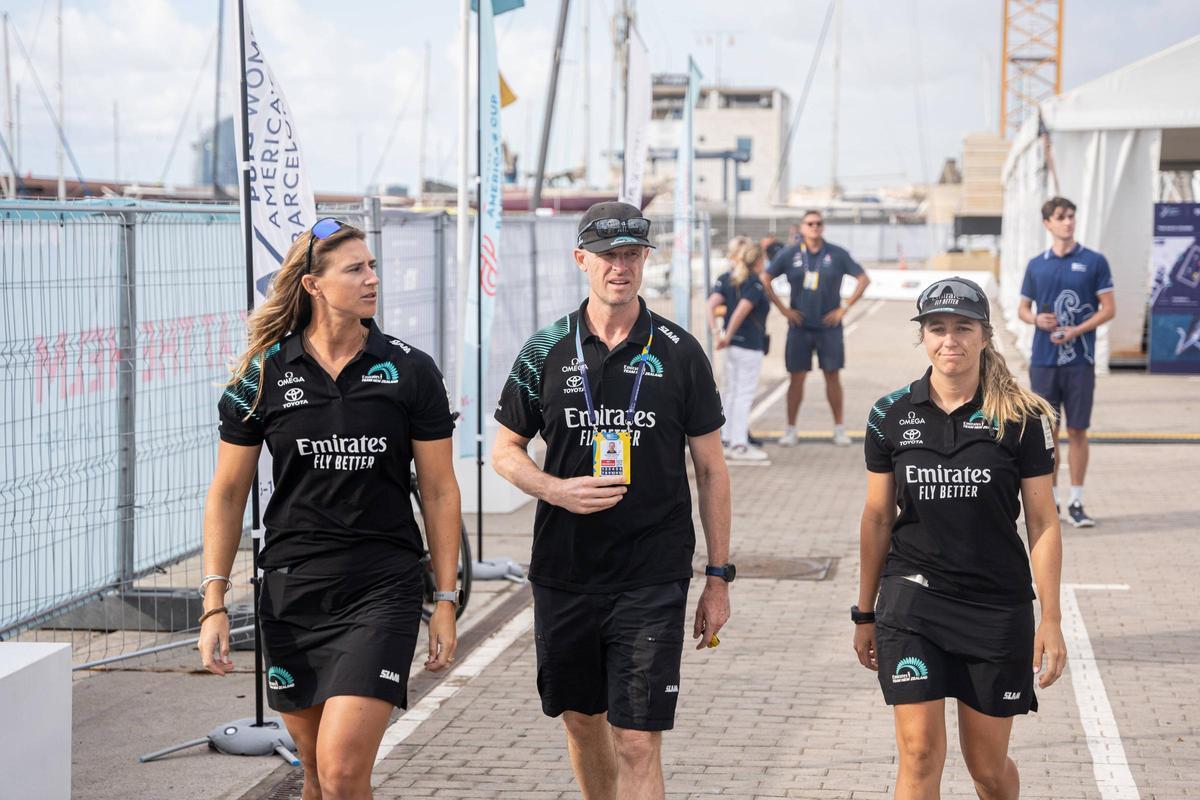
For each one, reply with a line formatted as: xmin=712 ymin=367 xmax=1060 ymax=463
xmin=850 ymin=605 xmax=876 ymax=624
xmin=705 ymin=564 xmax=736 ymax=583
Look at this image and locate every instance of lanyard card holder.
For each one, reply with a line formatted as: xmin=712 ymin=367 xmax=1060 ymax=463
xmin=593 ymin=430 xmax=631 ymax=484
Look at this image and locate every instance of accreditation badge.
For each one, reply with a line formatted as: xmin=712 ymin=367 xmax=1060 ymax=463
xmin=803 ymin=269 xmax=820 ymax=291
xmin=592 ymin=430 xmax=632 ymax=484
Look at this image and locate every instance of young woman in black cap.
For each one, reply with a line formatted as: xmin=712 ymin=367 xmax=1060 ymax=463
xmin=853 ymin=277 xmax=1067 ymax=798
xmin=198 ymin=219 xmax=462 ymax=800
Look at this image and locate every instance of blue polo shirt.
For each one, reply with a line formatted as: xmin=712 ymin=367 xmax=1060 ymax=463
xmin=767 ymin=241 xmax=864 ymax=330
xmin=712 ymin=271 xmax=770 ymax=352
xmin=1020 ymin=243 xmax=1114 ymax=367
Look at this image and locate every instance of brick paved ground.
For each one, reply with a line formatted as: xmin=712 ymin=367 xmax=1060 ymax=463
xmin=369 ymin=299 xmax=1200 ymax=799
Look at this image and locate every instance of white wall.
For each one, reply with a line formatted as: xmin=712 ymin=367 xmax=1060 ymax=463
xmin=0 ymin=643 xmax=72 ymax=799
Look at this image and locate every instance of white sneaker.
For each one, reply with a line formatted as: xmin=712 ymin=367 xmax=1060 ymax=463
xmin=727 ymin=444 xmax=769 ymax=462
xmin=778 ymin=429 xmax=798 ymax=447
xmin=832 ymin=429 xmax=852 ymax=446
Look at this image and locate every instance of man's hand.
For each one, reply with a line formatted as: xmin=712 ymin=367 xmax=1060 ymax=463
xmin=549 ymin=475 xmax=627 ymax=514
xmin=1033 ymin=619 xmax=1067 ymax=688
xmin=783 ymin=308 xmax=804 ymax=327
xmin=716 ymin=334 xmax=730 ymax=350
xmin=822 ymin=307 xmax=847 ymax=327
xmin=1052 ymin=326 xmax=1078 ymax=343
xmin=692 ymin=579 xmax=731 ymax=651
xmin=424 ymin=602 xmax=458 ymax=672
xmin=1035 ymin=312 xmax=1059 ymax=331
xmin=199 ymin=613 xmax=234 ymax=676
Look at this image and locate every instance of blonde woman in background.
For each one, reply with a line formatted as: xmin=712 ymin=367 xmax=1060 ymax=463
xmin=707 ymin=242 xmax=771 ymax=462
xmin=198 ymin=218 xmax=463 ymax=800
xmin=854 ymin=277 xmax=1066 ymax=799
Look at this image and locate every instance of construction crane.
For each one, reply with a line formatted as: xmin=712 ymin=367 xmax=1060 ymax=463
xmin=999 ymin=0 xmax=1063 ymax=138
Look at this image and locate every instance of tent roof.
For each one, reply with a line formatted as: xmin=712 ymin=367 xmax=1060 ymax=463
xmin=1043 ymin=33 xmax=1200 ymax=132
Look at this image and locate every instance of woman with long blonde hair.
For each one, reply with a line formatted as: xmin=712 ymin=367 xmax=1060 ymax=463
xmin=198 ymin=218 xmax=462 ymax=800
xmin=706 ymin=242 xmax=772 ymax=461
xmin=853 ymin=277 xmax=1067 ymax=799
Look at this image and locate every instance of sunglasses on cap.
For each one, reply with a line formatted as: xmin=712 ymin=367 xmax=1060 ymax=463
xmin=578 ymin=217 xmax=651 ymax=243
xmin=917 ymin=279 xmax=985 ymax=305
xmin=305 ymin=217 xmax=345 ymax=274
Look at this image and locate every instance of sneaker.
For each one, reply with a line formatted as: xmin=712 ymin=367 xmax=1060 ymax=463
xmin=1067 ymin=502 xmax=1095 ymax=528
xmin=832 ymin=429 xmax=852 ymax=446
xmin=727 ymin=444 xmax=769 ymax=462
xmin=778 ymin=430 xmax=798 ymax=447
xmin=748 ymin=433 xmax=764 ymax=447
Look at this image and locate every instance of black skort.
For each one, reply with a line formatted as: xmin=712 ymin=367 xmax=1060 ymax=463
xmin=874 ymin=575 xmax=1038 ymax=717
xmin=532 ymin=579 xmax=690 ymax=732
xmin=259 ymin=553 xmax=424 ymax=713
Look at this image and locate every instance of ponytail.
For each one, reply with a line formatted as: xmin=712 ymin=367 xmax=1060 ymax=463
xmin=979 ymin=325 xmax=1055 ymax=439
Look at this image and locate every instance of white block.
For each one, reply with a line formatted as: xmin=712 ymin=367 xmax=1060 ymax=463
xmin=0 ymin=642 xmax=72 ymax=799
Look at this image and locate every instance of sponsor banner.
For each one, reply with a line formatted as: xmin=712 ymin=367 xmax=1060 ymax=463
xmin=458 ymin=0 xmax=505 ymax=457
xmin=1149 ymin=203 xmax=1200 ymax=373
xmin=235 ymin=2 xmax=317 ymax=514
xmin=619 ymin=29 xmax=651 ymax=207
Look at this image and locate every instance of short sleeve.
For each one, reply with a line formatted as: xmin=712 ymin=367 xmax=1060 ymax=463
xmin=407 ymin=357 xmax=455 ymax=441
xmin=767 ymin=244 xmax=795 ymax=278
xmin=683 ymin=342 xmax=725 ymax=437
xmin=1017 ymin=413 xmax=1056 ymax=478
xmin=864 ymin=397 xmax=894 ymax=473
xmin=711 ymin=272 xmax=728 ymax=297
xmin=1019 ymin=262 xmax=1037 ymax=301
xmin=742 ymin=279 xmax=766 ymax=306
xmin=841 ymin=250 xmax=864 ymax=277
xmin=218 ymin=365 xmax=266 ymax=447
xmin=1094 ymin=254 xmax=1114 ymax=295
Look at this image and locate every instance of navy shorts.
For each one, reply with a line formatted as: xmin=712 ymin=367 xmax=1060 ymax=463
xmin=874 ymin=577 xmax=1037 ymax=717
xmin=532 ymin=579 xmax=690 ymax=732
xmin=785 ymin=325 xmax=845 ymax=372
xmin=1030 ymin=364 xmax=1095 ymax=430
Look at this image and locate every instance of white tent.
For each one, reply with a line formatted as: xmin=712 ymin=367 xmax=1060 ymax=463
xmin=1000 ymin=34 xmax=1200 ymax=369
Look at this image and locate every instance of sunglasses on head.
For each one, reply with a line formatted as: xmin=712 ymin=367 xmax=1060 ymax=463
xmin=305 ymin=217 xmax=345 ymax=274
xmin=579 ymin=217 xmax=651 ymax=244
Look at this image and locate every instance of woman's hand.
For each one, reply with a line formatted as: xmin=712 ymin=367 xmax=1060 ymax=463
xmin=853 ymin=622 xmax=878 ymax=671
xmin=424 ymin=603 xmax=458 ymax=672
xmin=199 ymin=612 xmax=234 ymax=676
xmin=715 ymin=334 xmax=730 ymax=350
xmin=1033 ymin=618 xmax=1067 ymax=688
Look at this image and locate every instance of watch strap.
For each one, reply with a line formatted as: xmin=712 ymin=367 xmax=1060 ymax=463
xmin=432 ymin=590 xmax=462 ymax=607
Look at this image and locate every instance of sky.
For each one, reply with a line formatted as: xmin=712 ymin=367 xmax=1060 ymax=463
xmin=3 ymin=0 xmax=1199 ymax=195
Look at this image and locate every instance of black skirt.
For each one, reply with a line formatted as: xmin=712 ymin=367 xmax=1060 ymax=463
xmin=258 ymin=554 xmax=424 ymax=713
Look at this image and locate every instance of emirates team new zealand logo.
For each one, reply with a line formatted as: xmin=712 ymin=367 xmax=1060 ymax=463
xmin=362 ymin=361 xmax=400 ymax=384
xmin=625 ymin=352 xmax=664 ymax=378
xmin=267 ymin=665 xmax=295 ymax=690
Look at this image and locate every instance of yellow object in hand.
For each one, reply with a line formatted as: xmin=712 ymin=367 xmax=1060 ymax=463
xmin=707 ymin=633 xmax=720 ymax=648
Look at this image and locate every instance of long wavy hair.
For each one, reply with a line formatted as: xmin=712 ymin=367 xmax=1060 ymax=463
xmin=731 ymin=243 xmax=763 ymax=287
xmin=227 ymin=222 xmax=367 ymax=413
xmin=921 ymin=320 xmax=1054 ymax=439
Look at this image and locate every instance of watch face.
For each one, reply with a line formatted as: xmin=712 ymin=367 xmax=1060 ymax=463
xmin=725 ymin=564 xmax=736 ymax=582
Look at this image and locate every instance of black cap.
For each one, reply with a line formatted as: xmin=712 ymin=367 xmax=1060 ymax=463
xmin=911 ymin=277 xmax=991 ymax=323
xmin=576 ymin=201 xmax=655 ymax=253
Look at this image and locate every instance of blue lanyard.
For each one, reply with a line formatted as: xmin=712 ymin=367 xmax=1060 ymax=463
xmin=574 ymin=308 xmax=655 ymax=432
xmin=801 ymin=244 xmax=824 ymax=273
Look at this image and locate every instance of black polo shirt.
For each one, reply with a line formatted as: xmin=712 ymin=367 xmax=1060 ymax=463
xmin=218 ymin=319 xmax=454 ymax=568
xmin=864 ymin=368 xmax=1055 ymax=605
xmin=495 ymin=297 xmax=725 ymax=593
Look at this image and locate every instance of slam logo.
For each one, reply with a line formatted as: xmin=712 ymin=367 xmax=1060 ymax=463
xmin=363 ymin=361 xmax=400 ymax=384
xmin=267 ymin=666 xmax=296 ymax=690
xmin=891 ymin=657 xmax=929 ymax=684
xmin=625 ymin=352 xmax=664 ymax=378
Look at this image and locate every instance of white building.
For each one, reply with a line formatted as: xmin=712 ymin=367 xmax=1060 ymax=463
xmin=642 ymin=77 xmax=790 ymax=215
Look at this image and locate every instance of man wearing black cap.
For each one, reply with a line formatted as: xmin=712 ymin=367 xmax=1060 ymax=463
xmin=492 ymin=201 xmax=733 ymax=799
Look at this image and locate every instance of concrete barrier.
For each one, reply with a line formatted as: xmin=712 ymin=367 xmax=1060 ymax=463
xmin=0 ymin=642 xmax=71 ymax=799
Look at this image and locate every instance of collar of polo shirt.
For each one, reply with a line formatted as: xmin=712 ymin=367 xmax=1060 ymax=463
xmin=908 ymin=367 xmax=984 ymax=412
xmin=575 ymin=297 xmax=654 ymax=347
xmin=280 ymin=318 xmax=392 ymax=363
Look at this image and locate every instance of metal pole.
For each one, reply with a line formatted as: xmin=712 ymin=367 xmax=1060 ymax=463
xmin=619 ymin=1 xmax=629 ymax=196
xmin=701 ymin=212 xmax=712 ymax=357
xmin=117 ymin=211 xmax=137 ymax=585
xmin=3 ymin=14 xmax=13 ymax=198
xmin=367 ymin=196 xmax=384 ymax=323
xmin=830 ymin=0 xmax=840 ymax=197
xmin=434 ymin=212 xmax=446 ymax=366
xmin=213 ymin=0 xmax=226 ymax=196
xmin=530 ymin=0 xmax=571 ymax=212
xmin=580 ymin=0 xmax=590 ymax=186
xmin=476 ymin=3 xmax=485 ymax=562
xmin=457 ymin=0 xmax=470 ymax=281
xmin=112 ymin=100 xmax=119 ymax=183
xmin=55 ymin=0 xmax=63 ymax=200
xmin=235 ymin=0 xmax=266 ymax=729
xmin=529 ymin=221 xmax=539 ymax=326
xmin=416 ymin=42 xmax=430 ymax=203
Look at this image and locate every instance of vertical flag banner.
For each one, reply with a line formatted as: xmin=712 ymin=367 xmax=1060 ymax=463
xmin=671 ymin=57 xmax=702 ymax=326
xmin=234 ymin=4 xmax=316 ymax=509
xmin=458 ymin=0 xmax=504 ymax=458
xmin=620 ymin=29 xmax=651 ymax=207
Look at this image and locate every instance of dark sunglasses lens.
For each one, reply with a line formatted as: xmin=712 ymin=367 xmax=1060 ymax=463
xmin=625 ymin=218 xmax=650 ymax=236
xmin=312 ymin=218 xmax=342 ymax=239
xmin=594 ymin=219 xmax=623 ymax=237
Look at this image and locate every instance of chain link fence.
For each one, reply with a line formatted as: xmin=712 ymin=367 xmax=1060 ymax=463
xmin=0 ymin=198 xmax=712 ymax=668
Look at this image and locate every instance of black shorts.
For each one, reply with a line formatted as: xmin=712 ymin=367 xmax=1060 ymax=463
xmin=1030 ymin=364 xmax=1095 ymax=430
xmin=785 ymin=325 xmax=845 ymax=372
xmin=874 ymin=576 xmax=1037 ymax=717
xmin=259 ymin=554 xmax=424 ymax=713
xmin=532 ymin=579 xmax=690 ymax=732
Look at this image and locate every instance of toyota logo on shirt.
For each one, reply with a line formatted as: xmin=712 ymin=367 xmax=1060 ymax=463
xmin=563 ymin=374 xmax=584 ymax=394
xmin=900 ymin=427 xmax=923 ymax=446
xmin=282 ymin=387 xmax=308 ymax=409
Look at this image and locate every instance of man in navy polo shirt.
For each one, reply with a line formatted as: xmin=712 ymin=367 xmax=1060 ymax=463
xmin=764 ymin=209 xmax=871 ymax=446
xmin=1018 ymin=196 xmax=1117 ymax=527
